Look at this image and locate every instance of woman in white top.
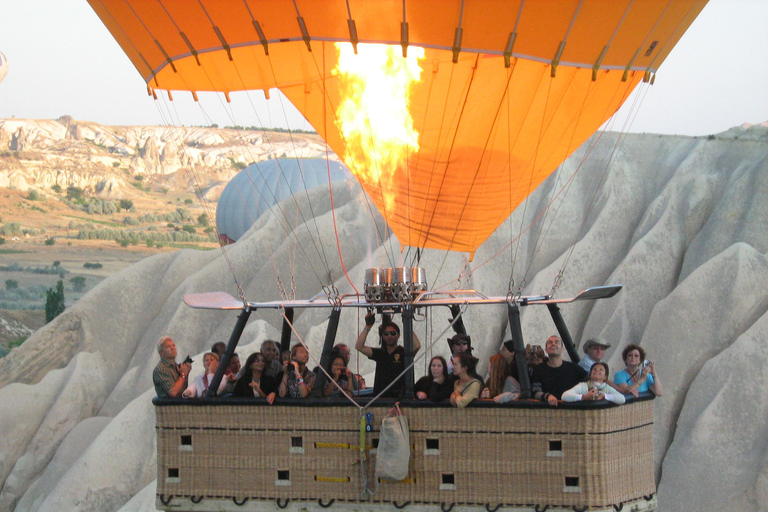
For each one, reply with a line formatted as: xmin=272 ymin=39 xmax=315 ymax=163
xmin=562 ymin=362 xmax=625 ymax=405
xmin=183 ymin=352 xmax=228 ymax=397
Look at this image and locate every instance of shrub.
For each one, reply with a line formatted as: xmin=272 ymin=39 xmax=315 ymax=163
xmin=53 ymin=261 xmax=60 ymax=267
xmin=123 ymin=216 xmax=139 ymax=226
xmin=184 ymin=198 xmax=193 ymax=204
xmin=83 ymin=262 xmax=103 ymax=269
xmin=146 ymin=239 xmax=154 ymax=247
xmin=120 ymin=199 xmax=134 ymax=210
xmin=5 ymin=279 xmax=18 ymax=290
xmin=197 ymin=213 xmax=209 ymax=226
xmin=44 ymin=237 xmax=56 ymax=246
xmin=112 ymin=161 xmax=120 ymax=167
xmin=51 ymin=184 xmax=62 ymax=193
xmin=0 ymin=237 xmax=5 ymax=245
xmin=182 ymin=225 xmax=196 ymax=234
xmin=67 ymin=186 xmax=84 ymax=200
xmin=117 ymin=239 xmax=130 ymax=248
xmin=27 ymin=189 xmax=40 ymax=201
xmin=70 ymin=276 xmax=86 ymax=292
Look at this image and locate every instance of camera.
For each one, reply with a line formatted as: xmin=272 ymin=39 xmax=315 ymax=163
xmin=183 ymin=355 xmax=193 ymax=364
xmin=643 ymin=360 xmax=650 ymax=367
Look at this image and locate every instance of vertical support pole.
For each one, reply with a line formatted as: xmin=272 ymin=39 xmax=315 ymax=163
xmin=448 ymin=304 xmax=467 ymax=336
xmin=547 ymin=303 xmax=580 ymax=363
xmin=507 ymin=301 xmax=531 ymax=398
xmin=402 ymin=305 xmax=415 ymax=398
xmin=280 ymin=307 xmax=294 ymax=353
xmin=312 ymin=307 xmax=342 ymax=397
xmin=208 ymin=307 xmax=253 ymax=396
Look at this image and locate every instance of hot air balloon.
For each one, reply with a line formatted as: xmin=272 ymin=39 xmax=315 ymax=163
xmin=216 ymin=158 xmax=353 ymax=244
xmin=88 ymin=2 xmax=707 ymax=511
xmin=87 ymin=0 xmax=707 ymax=257
xmin=0 ymin=52 xmax=8 ymax=84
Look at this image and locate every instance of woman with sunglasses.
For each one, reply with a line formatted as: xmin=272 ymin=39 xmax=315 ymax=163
xmin=355 ymin=312 xmax=421 ymax=398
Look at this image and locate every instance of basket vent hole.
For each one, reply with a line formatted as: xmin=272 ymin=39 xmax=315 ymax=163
xmin=442 ymin=474 xmax=455 ymax=485
xmin=291 ymin=436 xmax=303 ymax=448
xmin=426 ymin=438 xmax=439 ymax=450
xmin=168 ymin=468 xmax=179 ymax=478
xmin=180 ymin=435 xmax=192 ymax=446
xmin=565 ymin=476 xmax=579 ymax=487
xmin=277 ymin=470 xmax=290 ymax=481
xmin=549 ymin=440 xmax=562 ymax=451
xmin=372 ymin=438 xmax=380 ymax=448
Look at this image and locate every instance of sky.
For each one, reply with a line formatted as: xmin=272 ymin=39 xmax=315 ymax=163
xmin=0 ymin=0 xmax=766 ymax=136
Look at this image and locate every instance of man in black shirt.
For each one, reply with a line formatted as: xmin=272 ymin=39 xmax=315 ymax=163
xmin=531 ymin=335 xmax=587 ymax=406
xmin=355 ymin=313 xmax=420 ymax=397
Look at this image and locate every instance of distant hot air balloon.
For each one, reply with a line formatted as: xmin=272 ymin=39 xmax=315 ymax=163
xmin=0 ymin=52 xmax=8 ymax=84
xmin=216 ymin=158 xmax=353 ymax=244
xmin=88 ymin=0 xmax=707 ymax=257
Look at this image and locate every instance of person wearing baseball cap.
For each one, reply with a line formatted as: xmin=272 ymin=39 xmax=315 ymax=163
xmin=579 ymin=338 xmax=611 ymax=372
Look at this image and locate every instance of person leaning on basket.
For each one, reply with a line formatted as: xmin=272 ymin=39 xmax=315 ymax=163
xmin=414 ymin=356 xmax=454 ymax=402
xmin=234 ymin=352 xmax=277 ymax=404
xmin=562 ymin=362 xmax=625 ymax=404
xmin=450 ymin=353 xmax=484 ymax=408
xmin=531 ymin=335 xmax=588 ymax=407
xmin=612 ymin=344 xmax=663 ymax=397
xmin=481 ymin=353 xmax=520 ymax=403
xmin=152 ymin=336 xmax=191 ymax=398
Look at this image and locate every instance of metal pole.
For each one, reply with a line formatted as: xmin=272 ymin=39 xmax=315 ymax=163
xmin=279 ymin=307 xmax=294 ymax=353
xmin=207 ymin=307 xmax=253 ymax=397
xmin=402 ymin=305 xmax=415 ymax=398
xmin=547 ymin=303 xmax=580 ymax=363
xmin=312 ymin=307 xmax=341 ymax=397
xmin=507 ymin=301 xmax=531 ymax=398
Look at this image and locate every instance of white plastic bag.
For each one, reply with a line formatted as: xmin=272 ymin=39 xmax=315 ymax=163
xmin=375 ymin=404 xmax=411 ymax=481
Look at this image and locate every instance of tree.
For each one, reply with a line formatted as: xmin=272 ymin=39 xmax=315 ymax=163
xmin=70 ymin=276 xmax=86 ymax=292
xmin=45 ymin=280 xmax=66 ymax=323
xmin=44 ymin=237 xmax=56 ymax=246
xmin=53 ymin=261 xmax=60 ymax=267
xmin=27 ymin=189 xmax=40 ymax=201
xmin=5 ymin=279 xmax=18 ymax=290
xmin=51 ymin=184 xmax=62 ymax=193
xmin=67 ymin=186 xmax=84 ymax=200
xmin=120 ymin=199 xmax=134 ymax=210
xmin=197 ymin=213 xmax=209 ymax=226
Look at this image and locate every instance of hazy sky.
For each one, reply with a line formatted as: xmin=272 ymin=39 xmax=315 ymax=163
xmin=0 ymin=0 xmax=765 ymax=135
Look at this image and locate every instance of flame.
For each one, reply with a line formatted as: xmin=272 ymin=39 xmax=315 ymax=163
xmin=334 ymin=43 xmax=425 ymax=212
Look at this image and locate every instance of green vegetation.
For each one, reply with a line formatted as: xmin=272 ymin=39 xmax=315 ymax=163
xmin=83 ymin=262 xmax=103 ymax=269
xmin=120 ymin=199 xmax=134 ymax=210
xmin=182 ymin=225 xmax=196 ymax=234
xmin=0 ymin=237 xmax=4 ymax=245
xmin=8 ymin=337 xmax=26 ymax=349
xmin=70 ymin=276 xmax=86 ymax=292
xmin=67 ymin=186 xmax=84 ymax=201
xmin=184 ymin=198 xmax=193 ymax=204
xmin=223 ymin=125 xmax=317 ymax=135
xmin=44 ymin=237 xmax=56 ymax=246
xmin=45 ymin=281 xmax=66 ymax=323
xmin=26 ymin=189 xmax=40 ymax=201
xmin=197 ymin=213 xmax=209 ymax=226
xmin=0 ymin=262 xmax=70 ymax=275
xmin=0 ymin=222 xmax=22 ymax=235
xmin=112 ymin=161 xmax=120 ymax=167
xmin=51 ymin=184 xmax=62 ymax=193
xmin=5 ymin=279 xmax=18 ymax=290
xmin=0 ymin=283 xmax=48 ymax=310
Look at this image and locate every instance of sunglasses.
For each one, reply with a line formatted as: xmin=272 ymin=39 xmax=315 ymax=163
xmin=454 ymin=341 xmax=468 ymax=346
xmin=382 ymin=331 xmax=398 ymax=336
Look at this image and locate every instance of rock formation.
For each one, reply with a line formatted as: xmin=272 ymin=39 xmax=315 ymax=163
xmin=0 ymin=123 xmax=766 ymax=512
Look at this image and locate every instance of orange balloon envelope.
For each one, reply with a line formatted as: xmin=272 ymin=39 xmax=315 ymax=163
xmin=88 ymin=0 xmax=707 ymax=256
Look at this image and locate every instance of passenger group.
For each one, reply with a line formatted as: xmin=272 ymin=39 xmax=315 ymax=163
xmin=153 ymin=314 xmax=661 ymax=407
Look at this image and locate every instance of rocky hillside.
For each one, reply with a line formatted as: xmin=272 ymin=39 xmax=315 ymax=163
xmin=0 ymin=117 xmax=331 ymax=200
xmin=0 ymin=122 xmax=766 ymax=512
